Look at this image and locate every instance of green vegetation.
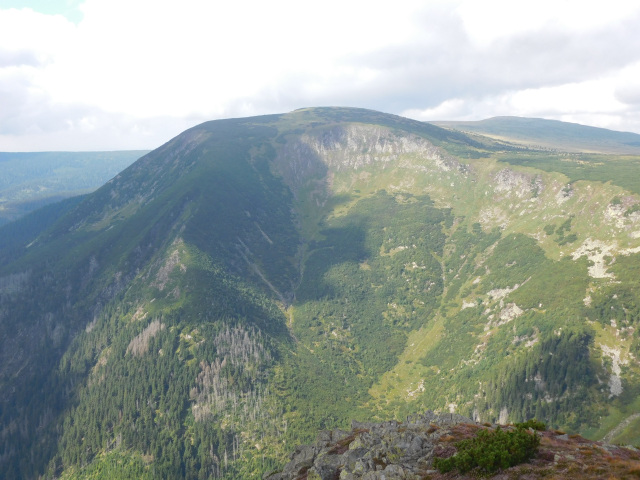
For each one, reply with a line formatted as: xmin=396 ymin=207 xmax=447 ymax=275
xmin=0 ymin=151 xmax=146 ymax=225
xmin=434 ymin=424 xmax=540 ymax=474
xmin=434 ymin=116 xmax=640 ymax=155
xmin=553 ymin=216 xmax=577 ymax=245
xmin=280 ymin=191 xmax=447 ymax=437
xmin=0 ymin=194 xmax=85 ymax=266
xmin=486 ymin=326 xmax=598 ymax=429
xmin=496 ymin=151 xmax=640 ymax=196
xmin=1 ymin=108 xmax=640 ymax=478
xmin=517 ymin=419 xmax=546 ymax=431
xmin=60 ymin=450 xmax=154 ymax=480
xmin=625 ymin=203 xmax=640 ymax=216
xmin=0 ymin=118 xmax=298 ymax=479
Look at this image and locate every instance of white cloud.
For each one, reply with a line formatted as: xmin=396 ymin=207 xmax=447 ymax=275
xmin=402 ymin=99 xmax=470 ymax=121
xmin=509 ymin=80 xmax=623 ymax=116
xmin=0 ymin=7 xmax=74 ymax=62
xmin=457 ymin=0 xmax=640 ymax=48
xmin=42 ymin=0 xmax=428 ymax=119
xmin=402 ymin=76 xmax=640 ymax=134
xmin=614 ymin=62 xmax=640 ymax=106
xmin=2 ymin=0 xmax=640 ymax=150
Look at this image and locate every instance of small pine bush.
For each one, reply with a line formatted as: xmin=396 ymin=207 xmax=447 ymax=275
xmin=515 ymin=419 xmax=546 ymax=431
xmin=434 ymin=425 xmax=540 ymax=474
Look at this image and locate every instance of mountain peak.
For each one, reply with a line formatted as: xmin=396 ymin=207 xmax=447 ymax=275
xmin=2 ymin=108 xmax=640 ymax=479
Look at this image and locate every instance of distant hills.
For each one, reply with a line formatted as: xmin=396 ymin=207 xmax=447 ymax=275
xmin=1 ymin=108 xmax=640 ymax=479
xmin=433 ymin=116 xmax=640 ymax=154
xmin=0 ymin=151 xmax=147 ymax=225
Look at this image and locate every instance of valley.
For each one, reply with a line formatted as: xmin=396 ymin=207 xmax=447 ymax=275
xmin=1 ymin=108 xmax=640 ymax=478
xmin=0 ymin=151 xmax=146 ymax=226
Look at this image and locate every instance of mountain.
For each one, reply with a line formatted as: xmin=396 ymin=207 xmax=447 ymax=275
xmin=433 ymin=116 xmax=640 ymax=155
xmin=1 ymin=107 xmax=640 ymax=479
xmin=0 ymin=151 xmax=147 ymax=226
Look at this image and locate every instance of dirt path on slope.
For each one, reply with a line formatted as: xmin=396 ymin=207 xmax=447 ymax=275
xmin=602 ymin=413 xmax=640 ymax=444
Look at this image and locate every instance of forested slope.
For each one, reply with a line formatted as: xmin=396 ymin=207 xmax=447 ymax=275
xmin=1 ymin=108 xmax=640 ymax=479
xmin=0 ymin=151 xmax=146 ymax=225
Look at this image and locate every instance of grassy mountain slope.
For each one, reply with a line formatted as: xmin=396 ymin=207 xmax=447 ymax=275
xmin=0 ymin=151 xmax=147 ymax=225
xmin=433 ymin=116 xmax=640 ymax=154
xmin=273 ymin=112 xmax=640 ymax=440
xmin=1 ymin=108 xmax=640 ymax=479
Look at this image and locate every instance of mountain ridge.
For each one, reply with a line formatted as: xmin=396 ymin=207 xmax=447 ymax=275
xmin=0 ymin=151 xmax=146 ymax=225
xmin=432 ymin=116 xmax=640 ymax=154
xmin=1 ymin=107 xmax=640 ymax=479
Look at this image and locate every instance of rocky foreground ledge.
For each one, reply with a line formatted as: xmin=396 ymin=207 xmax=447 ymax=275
xmin=265 ymin=411 xmax=640 ymax=480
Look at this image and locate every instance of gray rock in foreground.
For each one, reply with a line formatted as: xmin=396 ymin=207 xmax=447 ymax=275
xmin=265 ymin=410 xmax=474 ymax=480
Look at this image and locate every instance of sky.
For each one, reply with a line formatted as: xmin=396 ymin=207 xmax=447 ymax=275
xmin=1 ymin=0 xmax=640 ymax=151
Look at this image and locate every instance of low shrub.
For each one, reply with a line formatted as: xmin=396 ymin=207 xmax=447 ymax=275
xmin=515 ymin=419 xmax=546 ymax=431
xmin=434 ymin=425 xmax=540 ymax=474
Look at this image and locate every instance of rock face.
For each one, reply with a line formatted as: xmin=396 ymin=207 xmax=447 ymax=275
xmin=265 ymin=410 xmax=473 ymax=480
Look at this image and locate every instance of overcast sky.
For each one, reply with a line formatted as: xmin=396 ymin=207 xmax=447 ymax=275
xmin=1 ymin=0 xmax=640 ymax=151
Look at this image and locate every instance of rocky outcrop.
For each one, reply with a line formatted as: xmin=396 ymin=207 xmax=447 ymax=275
xmin=265 ymin=410 xmax=473 ymax=480
xmin=266 ymin=411 xmax=640 ymax=480
xmin=273 ymin=124 xmax=462 ymax=202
